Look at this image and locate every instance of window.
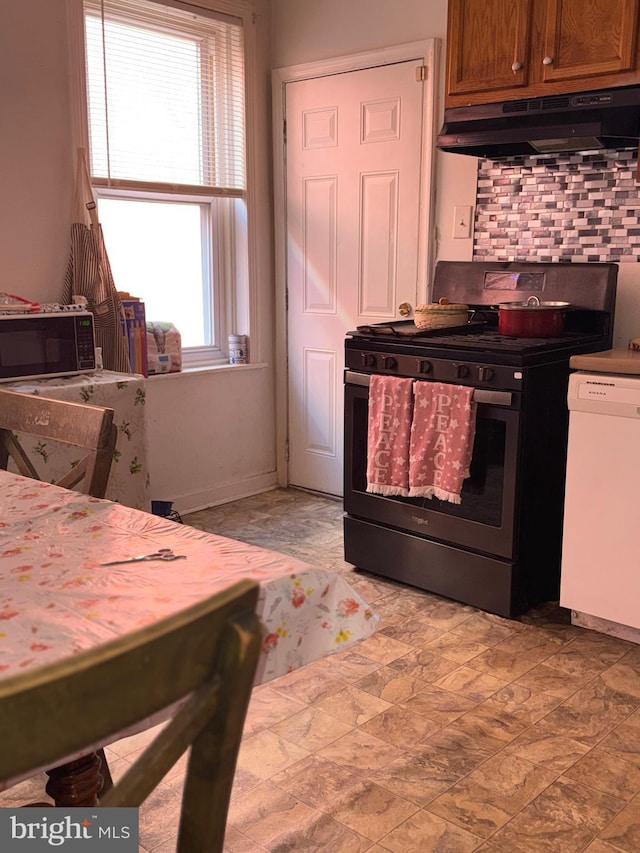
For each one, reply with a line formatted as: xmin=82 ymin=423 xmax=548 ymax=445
xmin=81 ymin=0 xmax=247 ymax=364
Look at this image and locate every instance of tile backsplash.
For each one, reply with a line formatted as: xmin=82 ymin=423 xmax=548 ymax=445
xmin=474 ymin=148 xmax=640 ymax=263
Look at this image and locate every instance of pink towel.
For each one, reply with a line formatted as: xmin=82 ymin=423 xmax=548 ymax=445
xmin=366 ymin=375 xmax=414 ymax=496
xmin=408 ymin=382 xmax=477 ymax=504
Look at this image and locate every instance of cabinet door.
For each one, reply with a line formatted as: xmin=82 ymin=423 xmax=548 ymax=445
xmin=447 ymin=0 xmax=534 ymax=97
xmin=542 ymin=0 xmax=639 ymax=83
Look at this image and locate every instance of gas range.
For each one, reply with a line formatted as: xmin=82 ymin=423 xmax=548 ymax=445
xmin=343 ymin=260 xmax=618 ymax=617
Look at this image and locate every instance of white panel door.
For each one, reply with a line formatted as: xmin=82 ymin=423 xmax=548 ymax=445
xmin=285 ymin=59 xmax=426 ymax=496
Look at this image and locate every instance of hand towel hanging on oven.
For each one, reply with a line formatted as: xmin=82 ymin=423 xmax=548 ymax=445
xmin=366 ymin=375 xmax=413 ymax=496
xmin=408 ymin=382 xmax=477 ymax=504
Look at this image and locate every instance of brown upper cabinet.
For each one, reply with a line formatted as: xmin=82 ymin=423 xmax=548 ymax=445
xmin=446 ymin=0 xmax=640 ymax=107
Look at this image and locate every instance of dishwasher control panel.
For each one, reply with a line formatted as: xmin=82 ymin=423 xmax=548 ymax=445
xmin=569 ymin=372 xmax=640 ymax=417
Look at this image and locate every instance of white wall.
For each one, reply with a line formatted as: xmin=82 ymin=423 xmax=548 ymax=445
xmin=146 ymin=366 xmax=277 ymax=509
xmin=612 ymin=266 xmax=640 ymax=349
xmin=1 ymin=0 xmax=278 ymax=514
xmin=271 ymin=0 xmax=480 ymax=272
xmin=0 ymin=2 xmax=74 ymax=303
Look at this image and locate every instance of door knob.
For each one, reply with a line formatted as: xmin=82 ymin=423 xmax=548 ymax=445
xmin=398 ymin=302 xmax=412 ymax=317
xmin=542 ymin=56 xmax=554 ymax=65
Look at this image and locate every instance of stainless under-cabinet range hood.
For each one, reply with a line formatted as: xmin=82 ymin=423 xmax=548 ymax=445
xmin=437 ymin=86 xmax=640 ymax=158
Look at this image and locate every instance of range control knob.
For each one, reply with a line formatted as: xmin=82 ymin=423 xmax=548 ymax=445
xmin=417 ymin=359 xmax=432 ymax=374
xmin=361 ymin=352 xmax=377 ymax=368
xmin=478 ymin=366 xmax=494 ymax=382
xmin=382 ymin=356 xmax=398 ymax=371
xmin=454 ymin=363 xmax=469 ymax=379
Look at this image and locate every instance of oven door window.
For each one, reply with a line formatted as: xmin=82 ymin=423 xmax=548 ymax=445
xmin=345 ymin=383 xmax=518 ymax=558
xmin=425 ymin=417 xmax=505 ymax=526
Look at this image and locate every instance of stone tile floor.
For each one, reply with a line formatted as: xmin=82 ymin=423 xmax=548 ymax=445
xmin=4 ymin=488 xmax=640 ymax=852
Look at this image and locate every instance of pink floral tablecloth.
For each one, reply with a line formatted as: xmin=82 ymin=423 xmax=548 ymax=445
xmin=0 ymin=472 xmax=379 ymax=687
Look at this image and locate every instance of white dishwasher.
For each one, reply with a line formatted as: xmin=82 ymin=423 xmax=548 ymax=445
xmin=560 ymin=367 xmax=640 ymax=636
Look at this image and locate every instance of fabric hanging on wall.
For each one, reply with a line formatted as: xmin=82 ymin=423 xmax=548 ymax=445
xmin=63 ymin=149 xmax=131 ymax=373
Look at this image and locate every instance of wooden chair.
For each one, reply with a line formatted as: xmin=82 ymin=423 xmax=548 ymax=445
xmin=0 ymin=387 xmax=117 ymax=499
xmin=0 ymin=386 xmax=118 ymax=796
xmin=0 ymin=580 xmax=261 ymax=852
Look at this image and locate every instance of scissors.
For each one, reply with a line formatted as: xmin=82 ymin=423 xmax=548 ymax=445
xmin=100 ymin=548 xmax=186 ymax=567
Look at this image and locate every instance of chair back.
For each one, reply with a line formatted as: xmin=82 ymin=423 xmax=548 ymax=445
xmin=0 ymin=579 xmax=261 ymax=853
xmin=0 ymin=387 xmax=117 ymax=498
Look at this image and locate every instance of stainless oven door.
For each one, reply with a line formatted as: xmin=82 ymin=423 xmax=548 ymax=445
xmin=344 ymin=371 xmax=521 ymax=558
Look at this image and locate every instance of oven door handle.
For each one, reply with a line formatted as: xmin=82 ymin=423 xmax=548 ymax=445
xmin=345 ymin=371 xmax=513 ymax=407
xmin=471 ymin=389 xmax=513 ymax=407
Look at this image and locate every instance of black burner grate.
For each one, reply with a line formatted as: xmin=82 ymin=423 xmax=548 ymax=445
xmin=348 ymin=326 xmax=605 ymax=356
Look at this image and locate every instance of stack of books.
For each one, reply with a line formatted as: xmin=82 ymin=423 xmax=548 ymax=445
xmin=120 ymin=297 xmax=148 ymax=377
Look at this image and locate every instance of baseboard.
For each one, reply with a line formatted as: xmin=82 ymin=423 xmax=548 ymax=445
xmin=169 ymin=472 xmax=279 ymax=515
xmin=571 ymin=611 xmax=640 ymax=645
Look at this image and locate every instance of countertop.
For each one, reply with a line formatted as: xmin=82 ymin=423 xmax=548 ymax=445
xmin=570 ymin=347 xmax=640 ymax=376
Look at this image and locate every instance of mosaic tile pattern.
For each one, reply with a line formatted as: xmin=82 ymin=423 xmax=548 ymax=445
xmin=4 ymin=487 xmax=640 ymax=852
xmin=474 ymin=148 xmax=640 ymax=263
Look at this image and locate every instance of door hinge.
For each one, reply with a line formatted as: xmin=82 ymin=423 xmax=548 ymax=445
xmin=283 ymin=118 xmax=287 ymax=143
xmin=284 ymin=440 xmax=290 ymax=462
xmin=416 ymin=65 xmax=428 ymax=82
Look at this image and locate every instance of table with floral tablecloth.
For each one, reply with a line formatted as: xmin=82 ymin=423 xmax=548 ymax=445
xmin=0 ymin=470 xmax=379 ymax=689
xmin=1 ymin=371 xmax=149 ymax=510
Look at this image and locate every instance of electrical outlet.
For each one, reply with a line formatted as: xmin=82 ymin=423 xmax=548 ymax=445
xmin=453 ymin=205 xmax=473 ymax=239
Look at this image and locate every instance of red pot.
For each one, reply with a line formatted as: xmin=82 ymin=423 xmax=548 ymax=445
xmin=498 ymin=297 xmax=570 ymax=337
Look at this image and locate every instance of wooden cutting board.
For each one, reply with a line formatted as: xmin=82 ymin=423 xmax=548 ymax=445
xmin=570 ymin=347 xmax=640 ymax=376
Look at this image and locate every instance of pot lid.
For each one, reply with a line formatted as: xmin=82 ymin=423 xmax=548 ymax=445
xmin=499 ymin=296 xmax=570 ymax=310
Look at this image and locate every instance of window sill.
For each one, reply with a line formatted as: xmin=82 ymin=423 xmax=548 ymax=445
xmin=145 ymin=362 xmax=267 ymax=382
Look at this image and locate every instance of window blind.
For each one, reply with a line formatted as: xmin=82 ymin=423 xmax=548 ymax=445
xmin=83 ymin=0 xmax=245 ymax=195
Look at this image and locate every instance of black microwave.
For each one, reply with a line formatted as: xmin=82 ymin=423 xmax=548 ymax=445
xmin=0 ymin=311 xmax=96 ymax=382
